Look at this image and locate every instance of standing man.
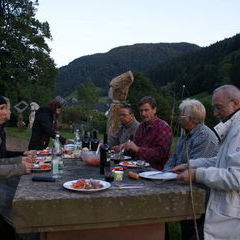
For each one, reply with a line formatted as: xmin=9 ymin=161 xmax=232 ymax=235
xmin=122 ymin=96 xmax=173 ymax=170
xmin=173 ymin=85 xmax=240 ymax=240
xmin=108 ymin=105 xmax=139 ymax=150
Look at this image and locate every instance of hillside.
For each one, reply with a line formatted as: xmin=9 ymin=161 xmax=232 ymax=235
xmin=55 ymin=42 xmax=200 ymax=96
xmin=149 ymin=33 xmax=240 ymax=97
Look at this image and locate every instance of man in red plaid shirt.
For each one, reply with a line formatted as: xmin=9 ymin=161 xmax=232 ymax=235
xmin=122 ymin=96 xmax=173 ymax=170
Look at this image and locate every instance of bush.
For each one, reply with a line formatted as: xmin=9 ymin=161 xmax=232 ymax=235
xmin=62 ymin=106 xmax=107 ymax=133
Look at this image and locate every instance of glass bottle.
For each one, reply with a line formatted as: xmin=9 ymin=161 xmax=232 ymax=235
xmin=90 ymin=130 xmax=99 ymax=151
xmin=74 ymin=129 xmax=81 ymax=150
xmin=52 ymin=134 xmax=63 ymax=178
xmin=104 ymin=153 xmax=114 ymax=182
xmin=82 ymin=131 xmax=90 ymax=149
xmin=100 ymin=133 xmax=109 ymax=174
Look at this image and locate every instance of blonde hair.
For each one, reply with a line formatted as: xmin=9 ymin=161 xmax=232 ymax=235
xmin=179 ymin=98 xmax=206 ymax=124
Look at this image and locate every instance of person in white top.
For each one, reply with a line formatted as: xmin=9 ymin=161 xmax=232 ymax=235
xmin=172 ymin=85 xmax=240 ymax=240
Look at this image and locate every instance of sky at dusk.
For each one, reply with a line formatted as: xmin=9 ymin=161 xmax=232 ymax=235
xmin=36 ymin=0 xmax=240 ymax=67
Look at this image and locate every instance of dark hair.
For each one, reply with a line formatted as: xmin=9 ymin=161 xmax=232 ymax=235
xmin=0 ymin=96 xmax=7 ymax=105
xmin=121 ymin=103 xmax=133 ymax=114
xmin=138 ymin=96 xmax=157 ymax=109
xmin=48 ymin=100 xmax=62 ymax=113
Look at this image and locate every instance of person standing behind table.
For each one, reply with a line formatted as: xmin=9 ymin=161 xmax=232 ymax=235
xmin=163 ymin=98 xmax=219 ymax=240
xmin=172 ymin=85 xmax=240 ymax=240
xmin=109 ymin=105 xmax=140 ymax=151
xmin=121 ymin=96 xmax=173 ymax=170
xmin=28 ymin=100 xmax=66 ymax=150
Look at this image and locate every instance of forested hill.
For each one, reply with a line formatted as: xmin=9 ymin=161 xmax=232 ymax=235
xmin=149 ymin=33 xmax=240 ymax=97
xmin=55 ymin=42 xmax=200 ymax=96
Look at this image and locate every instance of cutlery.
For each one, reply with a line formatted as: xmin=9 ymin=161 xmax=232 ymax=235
xmin=146 ymin=170 xmax=170 ymax=176
xmin=111 ymin=185 xmax=145 ymax=190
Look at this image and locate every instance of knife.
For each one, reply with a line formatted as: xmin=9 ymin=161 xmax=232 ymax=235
xmin=111 ymin=185 xmax=145 ymax=190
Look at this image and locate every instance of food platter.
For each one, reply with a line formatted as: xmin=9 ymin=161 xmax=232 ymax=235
xmin=139 ymin=171 xmax=177 ymax=180
xmin=34 ymin=156 xmax=52 ymax=163
xmin=32 ymin=163 xmax=52 ymax=172
xmin=37 ymin=150 xmax=51 ymax=155
xmin=119 ymin=161 xmax=150 ymax=168
xmin=63 ymin=179 xmax=111 ymax=192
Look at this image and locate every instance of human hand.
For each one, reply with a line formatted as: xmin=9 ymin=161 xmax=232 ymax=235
xmin=177 ymin=169 xmax=196 ymax=182
xmin=24 ymin=150 xmax=37 ymax=157
xmin=124 ymin=141 xmax=139 ymax=153
xmin=171 ymin=163 xmax=188 ymax=174
xmin=111 ymin=145 xmax=121 ymax=152
xmin=23 ymin=162 xmax=33 ymax=174
xmin=22 ymin=156 xmax=35 ymax=164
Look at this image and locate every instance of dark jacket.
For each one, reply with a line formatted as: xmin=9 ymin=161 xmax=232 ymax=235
xmin=0 ymin=125 xmax=24 ymax=158
xmin=0 ymin=125 xmax=24 ymax=220
xmin=28 ymin=107 xmax=65 ymax=150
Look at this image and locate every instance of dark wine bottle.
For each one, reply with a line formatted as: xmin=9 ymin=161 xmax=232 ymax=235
xmin=82 ymin=131 xmax=90 ymax=149
xmin=100 ymin=133 xmax=109 ymax=174
xmin=90 ymin=130 xmax=99 ymax=151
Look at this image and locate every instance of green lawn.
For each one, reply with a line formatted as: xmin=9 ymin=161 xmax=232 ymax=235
xmin=5 ymin=127 xmax=74 ymax=140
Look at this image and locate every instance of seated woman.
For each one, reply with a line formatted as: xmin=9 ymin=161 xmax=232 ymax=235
xmin=0 ymin=96 xmax=33 ymax=239
xmin=164 ymin=98 xmax=219 ymax=240
xmin=164 ymin=98 xmax=218 ymax=170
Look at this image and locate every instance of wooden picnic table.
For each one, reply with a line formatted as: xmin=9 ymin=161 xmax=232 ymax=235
xmin=13 ymin=158 xmax=205 ymax=240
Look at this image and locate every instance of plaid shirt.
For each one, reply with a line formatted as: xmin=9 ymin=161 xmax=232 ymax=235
xmin=134 ymin=116 xmax=173 ymax=170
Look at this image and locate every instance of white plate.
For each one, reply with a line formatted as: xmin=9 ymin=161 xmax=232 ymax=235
xmin=119 ymin=161 xmax=150 ymax=168
xmin=139 ymin=171 xmax=177 ymax=180
xmin=63 ymin=179 xmax=111 ymax=192
xmin=34 ymin=156 xmax=52 ymax=163
xmin=32 ymin=164 xmax=52 ymax=172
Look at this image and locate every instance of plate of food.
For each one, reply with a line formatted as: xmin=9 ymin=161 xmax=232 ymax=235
xmin=110 ymin=154 xmax=132 ymax=163
xmin=32 ymin=163 xmax=52 ymax=172
xmin=37 ymin=149 xmax=51 ymax=155
xmin=139 ymin=171 xmax=177 ymax=180
xmin=63 ymin=179 xmax=111 ymax=192
xmin=119 ymin=161 xmax=150 ymax=168
xmin=34 ymin=156 xmax=52 ymax=163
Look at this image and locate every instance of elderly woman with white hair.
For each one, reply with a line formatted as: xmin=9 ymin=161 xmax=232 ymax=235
xmin=164 ymin=98 xmax=219 ymax=240
xmin=164 ymin=98 xmax=219 ymax=170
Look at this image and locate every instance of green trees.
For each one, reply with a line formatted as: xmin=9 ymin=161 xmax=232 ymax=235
xmin=77 ymin=78 xmax=100 ymax=107
xmin=149 ymin=34 xmax=240 ymax=96
xmin=0 ymin=0 xmax=57 ymax=105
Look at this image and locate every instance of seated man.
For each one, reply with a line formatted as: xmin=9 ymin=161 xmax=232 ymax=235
xmin=108 ymin=105 xmax=139 ymax=150
xmin=163 ymin=98 xmax=219 ymax=240
xmin=121 ymin=96 xmax=173 ymax=170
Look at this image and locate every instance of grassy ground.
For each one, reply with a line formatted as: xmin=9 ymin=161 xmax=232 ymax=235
xmin=5 ymin=127 xmax=74 ymax=140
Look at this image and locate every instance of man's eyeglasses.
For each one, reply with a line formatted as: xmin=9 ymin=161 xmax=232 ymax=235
xmin=178 ymin=115 xmax=189 ymax=119
xmin=119 ymin=113 xmax=132 ymax=117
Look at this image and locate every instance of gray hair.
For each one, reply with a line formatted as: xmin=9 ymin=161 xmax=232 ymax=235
xmin=179 ymin=98 xmax=206 ymax=124
xmin=213 ymin=85 xmax=240 ymax=101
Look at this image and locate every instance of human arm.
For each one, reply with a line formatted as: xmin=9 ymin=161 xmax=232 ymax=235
xmin=0 ymin=161 xmax=32 ymax=178
xmin=0 ymin=156 xmax=22 ymax=165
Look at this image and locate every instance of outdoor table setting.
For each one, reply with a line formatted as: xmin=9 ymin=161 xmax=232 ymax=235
xmin=13 ymin=149 xmax=206 ymax=240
